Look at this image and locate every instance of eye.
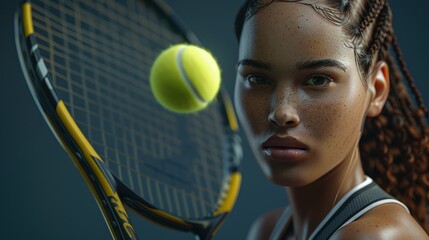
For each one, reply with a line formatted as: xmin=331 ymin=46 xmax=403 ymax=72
xmin=304 ymin=75 xmax=333 ymax=88
xmin=244 ymin=75 xmax=271 ymax=86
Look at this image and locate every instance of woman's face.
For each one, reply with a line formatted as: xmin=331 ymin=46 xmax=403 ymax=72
xmin=234 ymin=2 xmax=372 ymax=186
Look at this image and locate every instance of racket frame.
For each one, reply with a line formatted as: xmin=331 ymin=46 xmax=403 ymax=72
xmin=16 ymin=1 xmax=242 ymax=239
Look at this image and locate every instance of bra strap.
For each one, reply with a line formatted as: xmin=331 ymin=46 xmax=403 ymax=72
xmin=269 ymin=206 xmax=292 ymax=240
xmin=311 ymin=181 xmax=401 ymax=240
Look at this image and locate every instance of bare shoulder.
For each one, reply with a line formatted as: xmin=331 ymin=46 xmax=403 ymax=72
xmin=331 ymin=203 xmax=429 ymax=240
xmin=246 ymin=208 xmax=285 ymax=240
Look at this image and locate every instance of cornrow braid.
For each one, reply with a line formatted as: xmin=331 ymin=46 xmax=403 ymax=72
xmin=360 ymin=4 xmax=391 ymax=72
xmin=351 ymin=0 xmax=385 ymax=37
xmin=367 ymin=4 xmax=391 ymax=56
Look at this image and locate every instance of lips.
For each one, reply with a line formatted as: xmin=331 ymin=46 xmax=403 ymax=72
xmin=261 ymin=135 xmax=309 ymax=162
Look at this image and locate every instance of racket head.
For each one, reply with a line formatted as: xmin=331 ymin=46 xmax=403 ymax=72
xmin=15 ymin=0 xmax=242 ymax=238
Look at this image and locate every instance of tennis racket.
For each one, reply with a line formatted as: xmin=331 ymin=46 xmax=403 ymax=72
xmin=15 ymin=0 xmax=242 ymax=239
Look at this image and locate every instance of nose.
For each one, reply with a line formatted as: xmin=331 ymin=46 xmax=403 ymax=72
xmin=268 ymin=89 xmax=300 ymax=128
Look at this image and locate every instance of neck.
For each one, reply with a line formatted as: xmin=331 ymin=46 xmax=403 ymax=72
xmin=285 ymin=147 xmax=366 ymax=240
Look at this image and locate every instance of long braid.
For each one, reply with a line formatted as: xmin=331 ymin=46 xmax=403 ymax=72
xmin=361 ymin=52 xmax=429 ymax=232
xmin=355 ymin=1 xmax=429 ymax=232
xmin=386 ymin=53 xmax=416 ymax=127
xmin=391 ymin=35 xmax=429 ymax=122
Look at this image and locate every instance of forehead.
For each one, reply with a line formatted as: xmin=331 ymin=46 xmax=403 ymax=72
xmin=239 ymin=2 xmax=353 ymax=67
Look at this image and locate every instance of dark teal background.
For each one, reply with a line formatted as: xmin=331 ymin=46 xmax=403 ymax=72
xmin=1 ymin=1 xmax=428 ymax=239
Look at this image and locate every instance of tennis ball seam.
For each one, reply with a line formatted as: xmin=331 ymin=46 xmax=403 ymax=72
xmin=176 ymin=46 xmax=206 ymax=104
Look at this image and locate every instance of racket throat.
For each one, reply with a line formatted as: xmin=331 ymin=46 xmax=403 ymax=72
xmin=193 ymin=213 xmax=228 ymax=240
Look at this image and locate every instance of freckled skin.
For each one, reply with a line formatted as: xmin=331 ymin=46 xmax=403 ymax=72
xmin=235 ymin=2 xmax=367 ymax=187
xmin=235 ymin=2 xmax=429 ymax=240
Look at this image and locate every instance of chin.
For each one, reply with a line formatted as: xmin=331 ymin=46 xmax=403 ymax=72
xmin=264 ymin=165 xmax=320 ymax=188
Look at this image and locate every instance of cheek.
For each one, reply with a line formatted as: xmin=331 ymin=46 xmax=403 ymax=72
xmin=302 ymin=90 xmax=366 ymax=156
xmin=234 ymin=84 xmax=271 ymax=136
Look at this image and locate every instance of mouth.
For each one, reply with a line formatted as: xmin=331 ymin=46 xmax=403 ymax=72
xmin=261 ymin=135 xmax=309 ymax=163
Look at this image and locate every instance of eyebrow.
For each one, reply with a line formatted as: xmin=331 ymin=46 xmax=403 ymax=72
xmin=296 ymin=59 xmax=347 ymax=72
xmin=236 ymin=59 xmax=271 ymax=70
xmin=236 ymin=58 xmax=347 ymax=72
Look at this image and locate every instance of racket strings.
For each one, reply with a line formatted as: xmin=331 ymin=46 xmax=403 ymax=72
xmin=31 ymin=0 xmax=227 ymax=219
xmin=31 ymin=13 xmax=162 ymax=94
xmin=32 ymin=0 xmax=186 ymax=167
xmin=34 ymin=0 xmax=181 ymax=56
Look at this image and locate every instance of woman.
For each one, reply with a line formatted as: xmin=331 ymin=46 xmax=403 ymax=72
xmin=233 ymin=0 xmax=429 ymax=239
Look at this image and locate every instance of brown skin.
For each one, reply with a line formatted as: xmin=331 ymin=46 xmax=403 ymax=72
xmin=234 ymin=2 xmax=428 ymax=239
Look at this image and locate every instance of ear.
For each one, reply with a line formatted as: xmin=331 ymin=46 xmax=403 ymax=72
xmin=366 ymin=61 xmax=390 ymax=117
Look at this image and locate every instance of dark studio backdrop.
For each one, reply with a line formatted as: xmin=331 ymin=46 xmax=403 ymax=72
xmin=0 ymin=1 xmax=428 ymax=239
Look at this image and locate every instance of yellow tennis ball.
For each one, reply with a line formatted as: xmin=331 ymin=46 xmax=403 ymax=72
xmin=150 ymin=44 xmax=221 ymax=113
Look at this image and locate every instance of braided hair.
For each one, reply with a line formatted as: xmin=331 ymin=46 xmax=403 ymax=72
xmin=235 ymin=0 xmax=429 ymax=233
